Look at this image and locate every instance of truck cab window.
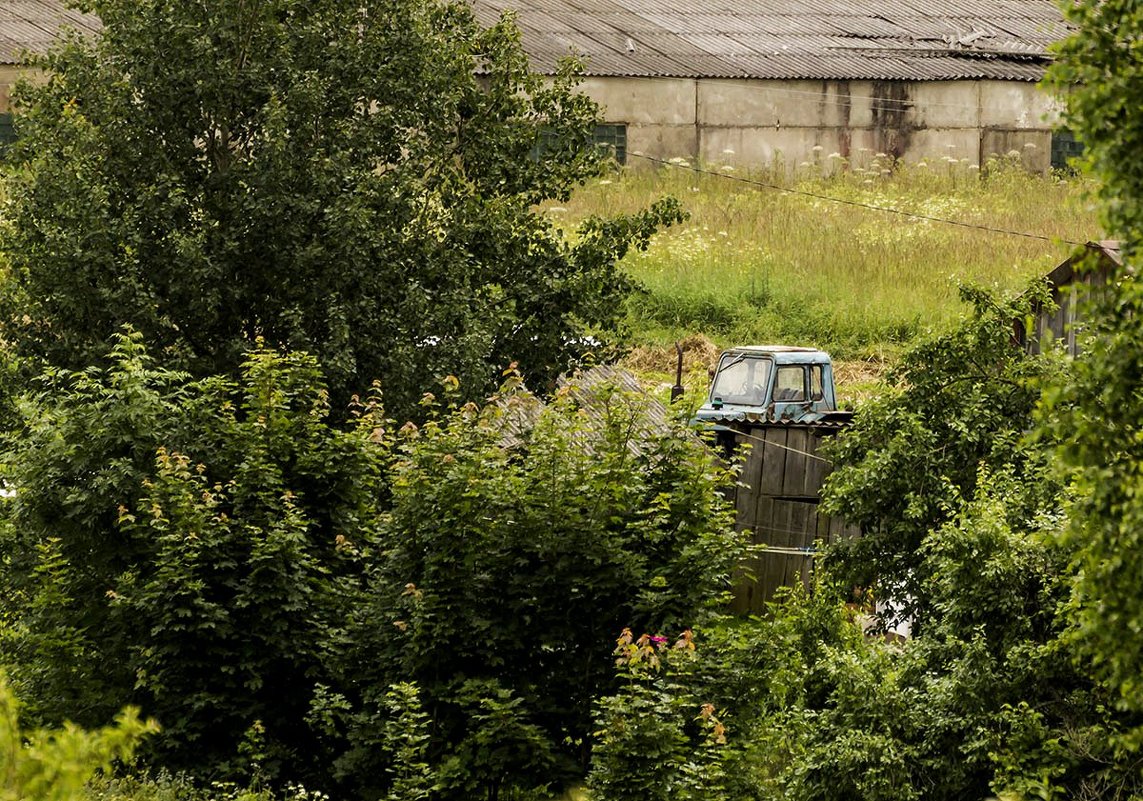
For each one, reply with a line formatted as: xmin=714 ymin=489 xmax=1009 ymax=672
xmin=811 ymin=365 xmax=825 ymax=401
xmin=775 ymin=366 xmax=806 ymax=402
xmin=710 ymin=356 xmax=771 ymax=406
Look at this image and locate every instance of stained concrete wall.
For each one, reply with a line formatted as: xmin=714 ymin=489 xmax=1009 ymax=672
xmin=0 ymin=68 xmax=1060 ymax=170
xmin=579 ymin=75 xmax=1062 ymax=172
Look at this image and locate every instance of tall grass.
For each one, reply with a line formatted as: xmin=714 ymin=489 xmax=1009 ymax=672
xmin=550 ymin=151 xmax=1101 ymax=359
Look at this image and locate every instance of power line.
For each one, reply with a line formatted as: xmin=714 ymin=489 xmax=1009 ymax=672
xmin=629 ymin=152 xmax=1085 ymax=245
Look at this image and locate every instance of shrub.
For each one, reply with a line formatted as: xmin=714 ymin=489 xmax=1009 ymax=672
xmin=324 ymin=378 xmax=745 ymax=799
xmin=0 ymin=332 xmax=390 ymax=785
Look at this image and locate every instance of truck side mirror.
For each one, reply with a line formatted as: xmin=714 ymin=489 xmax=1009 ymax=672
xmin=712 ymin=396 xmax=724 ymax=410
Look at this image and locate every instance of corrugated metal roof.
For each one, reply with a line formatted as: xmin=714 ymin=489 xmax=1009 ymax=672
xmin=473 ymin=0 xmax=1067 ymax=81
xmin=0 ymin=0 xmax=1064 ymax=83
xmin=494 ymin=364 xmax=692 ymax=455
xmin=0 ymin=0 xmax=99 ymax=64
xmin=701 ymin=413 xmax=853 ymax=428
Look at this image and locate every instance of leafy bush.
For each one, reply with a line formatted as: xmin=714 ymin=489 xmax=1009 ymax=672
xmin=589 ymin=630 xmax=730 ymax=801
xmin=0 ymin=334 xmax=743 ymax=797
xmin=0 ymin=672 xmax=157 ymax=801
xmin=321 ymin=378 xmax=745 ymax=799
xmin=586 ymin=480 xmax=1142 ymax=801
xmin=0 ymin=332 xmax=390 ymax=784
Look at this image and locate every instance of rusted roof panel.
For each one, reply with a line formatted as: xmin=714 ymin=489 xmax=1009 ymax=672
xmin=473 ymin=0 xmax=1068 ymax=82
xmin=701 ymin=413 xmax=853 ymax=428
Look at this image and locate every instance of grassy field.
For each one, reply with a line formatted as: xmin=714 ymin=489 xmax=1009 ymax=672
xmin=549 ymin=152 xmax=1101 ymax=375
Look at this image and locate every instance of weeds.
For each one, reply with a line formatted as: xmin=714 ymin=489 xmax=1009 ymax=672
xmin=552 ymin=155 xmax=1099 ymax=359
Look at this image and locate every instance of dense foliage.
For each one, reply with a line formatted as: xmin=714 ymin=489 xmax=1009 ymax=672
xmin=315 ymin=378 xmax=743 ymax=799
xmin=1046 ymin=0 xmax=1143 ymax=718
xmin=587 ymin=291 xmax=1143 ymax=801
xmin=0 ymin=672 xmax=156 ymax=801
xmin=818 ymin=284 xmax=1060 ymax=632
xmin=0 ymin=333 xmax=390 ymax=783
xmin=0 ymin=0 xmax=681 ymax=421
xmin=0 ymin=334 xmax=741 ymax=795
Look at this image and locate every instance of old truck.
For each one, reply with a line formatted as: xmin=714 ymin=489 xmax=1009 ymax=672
xmin=685 ymin=345 xmax=857 ymax=612
xmin=693 ymin=345 xmax=853 ymax=427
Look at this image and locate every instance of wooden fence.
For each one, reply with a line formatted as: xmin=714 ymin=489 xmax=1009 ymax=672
xmin=726 ymin=422 xmax=859 ymax=614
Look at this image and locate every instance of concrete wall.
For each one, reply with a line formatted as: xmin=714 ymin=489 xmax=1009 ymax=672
xmin=0 ymin=66 xmax=25 ymax=113
xmin=0 ymin=67 xmax=1060 ymax=170
xmin=579 ymin=75 xmax=1062 ymax=172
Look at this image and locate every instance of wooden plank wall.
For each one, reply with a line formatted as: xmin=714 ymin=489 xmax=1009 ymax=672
xmin=1026 ymin=257 xmax=1115 ymax=358
xmin=729 ymin=424 xmax=860 ymax=615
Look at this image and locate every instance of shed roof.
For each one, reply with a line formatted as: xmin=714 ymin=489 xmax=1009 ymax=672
xmin=1045 ymin=241 xmax=1123 ymax=291
xmin=0 ymin=0 xmax=99 ymax=65
xmin=471 ymin=0 xmax=1068 ymax=81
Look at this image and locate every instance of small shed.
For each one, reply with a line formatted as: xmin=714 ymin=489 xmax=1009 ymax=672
xmin=1018 ymin=240 xmax=1121 ymax=357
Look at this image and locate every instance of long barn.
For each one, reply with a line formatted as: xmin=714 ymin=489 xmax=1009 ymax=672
xmin=3 ymin=1 xmax=1075 ymax=171
xmin=471 ymin=0 xmax=1075 ymax=172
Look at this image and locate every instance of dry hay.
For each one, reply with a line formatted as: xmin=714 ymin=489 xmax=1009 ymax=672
xmin=622 ymin=334 xmax=721 ymax=375
xmin=833 ymin=357 xmax=891 ymax=388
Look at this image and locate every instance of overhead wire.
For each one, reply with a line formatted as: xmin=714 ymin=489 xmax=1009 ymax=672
xmin=627 ymin=152 xmax=1086 ymax=246
xmin=727 ymin=428 xmax=833 ymax=463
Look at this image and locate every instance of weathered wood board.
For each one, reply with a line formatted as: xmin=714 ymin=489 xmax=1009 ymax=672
xmin=729 ymin=423 xmax=860 ymax=615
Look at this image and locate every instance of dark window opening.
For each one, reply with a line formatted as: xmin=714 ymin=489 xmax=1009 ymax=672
xmin=1051 ymin=128 xmax=1084 ymax=172
xmin=532 ymin=123 xmax=627 ymax=165
xmin=0 ymin=112 xmax=14 ymax=157
xmin=593 ymin=123 xmax=626 ymax=165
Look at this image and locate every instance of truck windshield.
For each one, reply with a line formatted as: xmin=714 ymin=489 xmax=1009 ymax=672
xmin=710 ymin=355 xmax=771 ymax=406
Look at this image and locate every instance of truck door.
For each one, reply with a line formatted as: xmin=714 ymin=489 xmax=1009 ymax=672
xmin=772 ymin=365 xmax=809 ymax=420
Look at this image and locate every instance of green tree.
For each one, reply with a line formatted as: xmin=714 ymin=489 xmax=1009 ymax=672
xmin=1 ymin=0 xmax=681 ymax=421
xmin=819 ymin=284 xmax=1059 ymax=632
xmin=1046 ymin=0 xmax=1143 ymax=717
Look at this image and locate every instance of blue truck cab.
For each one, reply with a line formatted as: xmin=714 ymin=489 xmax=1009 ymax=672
xmin=694 ymin=346 xmax=846 ymax=425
